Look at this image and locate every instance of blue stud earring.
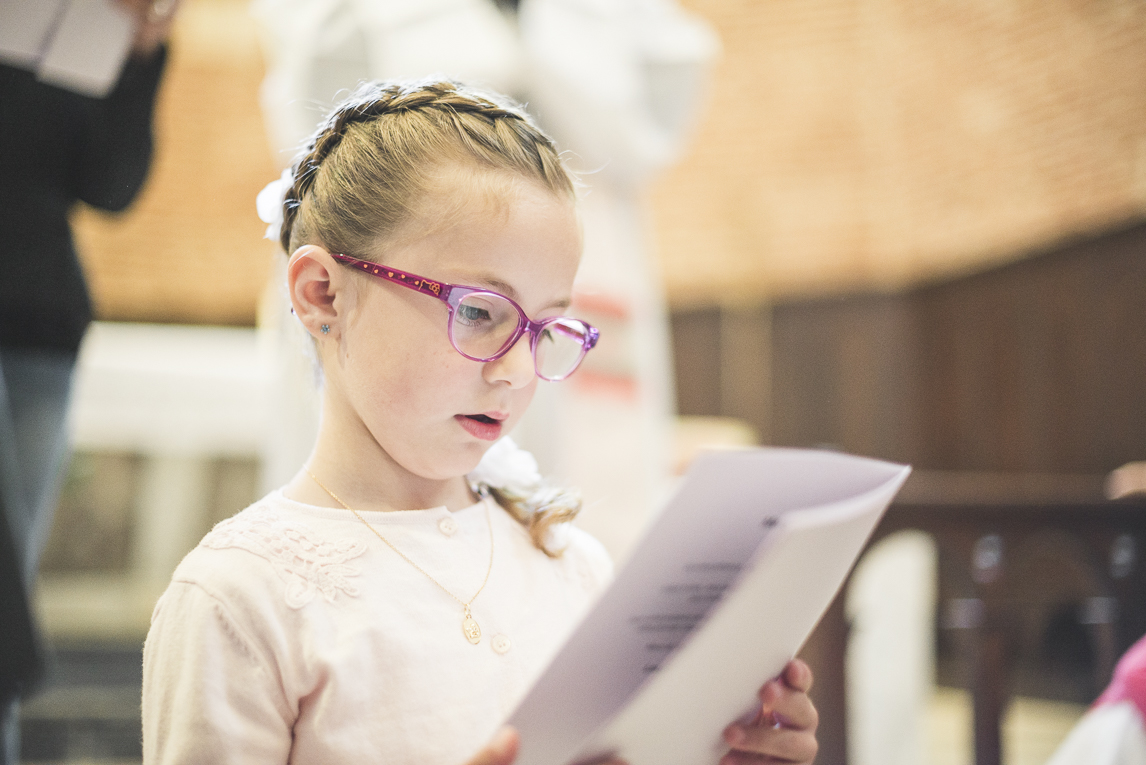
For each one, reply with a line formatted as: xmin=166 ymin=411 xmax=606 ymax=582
xmin=320 ymin=324 xmax=330 ymax=335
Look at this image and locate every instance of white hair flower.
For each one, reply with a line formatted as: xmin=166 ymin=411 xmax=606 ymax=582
xmin=467 ymin=437 xmax=542 ymax=499
xmin=256 ymin=167 xmax=293 ymax=242
xmin=543 ymin=519 xmax=572 ymax=554
xmin=468 ymin=437 xmax=579 ymax=556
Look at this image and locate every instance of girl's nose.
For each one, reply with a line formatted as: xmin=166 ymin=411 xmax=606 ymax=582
xmin=482 ymin=333 xmax=535 ymax=388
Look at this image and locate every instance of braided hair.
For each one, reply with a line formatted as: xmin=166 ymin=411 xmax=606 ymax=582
xmin=278 ymin=79 xmax=581 ymax=557
xmin=279 ymin=79 xmax=575 ymax=256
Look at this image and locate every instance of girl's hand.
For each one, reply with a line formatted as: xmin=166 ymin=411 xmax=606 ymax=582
xmin=467 ymin=728 xmax=628 ymax=765
xmin=474 ymin=664 xmax=819 ymax=765
xmin=468 ymin=728 xmax=520 ymax=765
xmin=720 ymin=659 xmax=819 ymax=765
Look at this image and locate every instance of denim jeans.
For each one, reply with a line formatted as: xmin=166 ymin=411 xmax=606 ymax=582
xmin=0 ymin=347 xmax=76 ymax=765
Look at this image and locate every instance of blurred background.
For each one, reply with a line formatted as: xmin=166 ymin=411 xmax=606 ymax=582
xmin=10 ymin=0 xmax=1146 ymax=763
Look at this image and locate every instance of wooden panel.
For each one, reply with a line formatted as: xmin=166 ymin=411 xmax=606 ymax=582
xmin=672 ymin=221 xmax=1146 ymax=474
xmin=717 ymin=306 xmax=773 ymax=441
xmin=770 ymin=293 xmax=919 ymax=462
xmin=670 ymin=309 xmax=724 ymax=419
xmin=916 ymin=222 xmax=1146 ymax=471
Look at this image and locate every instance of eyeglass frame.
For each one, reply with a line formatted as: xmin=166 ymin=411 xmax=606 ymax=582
xmin=330 ymin=253 xmax=600 ymax=381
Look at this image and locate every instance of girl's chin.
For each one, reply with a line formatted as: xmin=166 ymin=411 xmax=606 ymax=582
xmin=435 ymin=440 xmax=495 ymax=480
xmin=374 ymin=440 xmax=488 ymax=485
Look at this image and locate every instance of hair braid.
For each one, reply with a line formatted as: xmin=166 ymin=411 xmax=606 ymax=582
xmin=278 ymin=80 xmax=570 ymax=254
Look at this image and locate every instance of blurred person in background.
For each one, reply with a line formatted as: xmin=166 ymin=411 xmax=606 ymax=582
xmin=0 ymin=0 xmax=177 ymax=760
xmin=251 ymin=0 xmax=718 ymax=560
xmin=1045 ymin=632 xmax=1146 ymax=765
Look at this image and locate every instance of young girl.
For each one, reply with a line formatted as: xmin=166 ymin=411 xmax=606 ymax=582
xmin=142 ymin=79 xmax=819 ymax=765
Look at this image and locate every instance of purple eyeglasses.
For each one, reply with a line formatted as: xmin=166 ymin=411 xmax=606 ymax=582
xmin=332 ymin=253 xmax=599 ymax=381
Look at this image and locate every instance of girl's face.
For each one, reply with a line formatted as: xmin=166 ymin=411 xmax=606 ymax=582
xmin=323 ymin=173 xmax=582 ymax=486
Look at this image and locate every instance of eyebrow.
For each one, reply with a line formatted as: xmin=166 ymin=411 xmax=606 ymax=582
xmin=478 ymin=276 xmax=520 ymax=301
xmin=465 ymin=274 xmax=571 ymax=312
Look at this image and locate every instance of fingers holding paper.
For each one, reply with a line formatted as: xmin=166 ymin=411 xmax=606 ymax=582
xmin=766 ymin=659 xmax=818 ymax=730
xmin=720 ymin=659 xmax=819 ymax=765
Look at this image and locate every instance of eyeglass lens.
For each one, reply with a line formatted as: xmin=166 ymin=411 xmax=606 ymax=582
xmin=452 ymin=293 xmax=520 ymax=358
xmin=534 ymin=318 xmax=591 ymax=380
xmin=451 ymin=293 xmax=589 ymax=380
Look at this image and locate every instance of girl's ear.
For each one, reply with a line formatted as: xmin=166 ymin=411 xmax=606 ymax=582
xmin=287 ymin=246 xmax=343 ymax=338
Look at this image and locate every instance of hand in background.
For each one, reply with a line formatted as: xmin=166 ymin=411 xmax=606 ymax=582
xmin=721 ymin=659 xmax=819 ymax=764
xmin=117 ymin=0 xmax=181 ymax=57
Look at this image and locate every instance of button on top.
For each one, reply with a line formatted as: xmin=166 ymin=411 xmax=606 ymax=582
xmin=438 ymin=517 xmax=458 ymax=536
xmin=491 ymin=634 xmax=512 ymax=655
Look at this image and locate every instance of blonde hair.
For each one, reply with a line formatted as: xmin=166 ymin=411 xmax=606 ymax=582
xmin=279 ymin=79 xmax=581 ymax=557
xmin=279 ymin=78 xmax=575 ymax=255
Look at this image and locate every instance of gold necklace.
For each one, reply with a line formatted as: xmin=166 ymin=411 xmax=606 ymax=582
xmin=305 ymin=470 xmax=494 ymax=645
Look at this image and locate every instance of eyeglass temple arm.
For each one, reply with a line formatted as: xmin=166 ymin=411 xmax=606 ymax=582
xmin=330 ymin=254 xmax=451 ymax=301
xmin=333 ymin=253 xmax=599 ymax=351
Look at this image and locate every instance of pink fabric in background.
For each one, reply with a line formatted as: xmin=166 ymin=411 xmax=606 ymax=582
xmin=1096 ymin=633 xmax=1146 ymax=719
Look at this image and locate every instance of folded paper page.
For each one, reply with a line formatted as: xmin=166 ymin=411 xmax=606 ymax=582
xmin=0 ymin=0 xmax=135 ymax=97
xmin=508 ymin=447 xmax=911 ymax=765
xmin=37 ymin=0 xmax=135 ymax=97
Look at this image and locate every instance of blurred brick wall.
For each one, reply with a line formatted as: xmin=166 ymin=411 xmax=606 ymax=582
xmin=74 ymin=0 xmax=1146 ymax=323
xmin=654 ymin=0 xmax=1146 ymax=307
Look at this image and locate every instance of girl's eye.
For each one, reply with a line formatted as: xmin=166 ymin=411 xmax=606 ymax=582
xmin=457 ymin=304 xmax=492 ymax=325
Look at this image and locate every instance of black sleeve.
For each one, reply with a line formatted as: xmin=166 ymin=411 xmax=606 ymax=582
xmin=74 ymin=45 xmax=169 ymax=212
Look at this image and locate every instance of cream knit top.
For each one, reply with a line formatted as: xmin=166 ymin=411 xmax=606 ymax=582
xmin=142 ymin=489 xmax=612 ymax=765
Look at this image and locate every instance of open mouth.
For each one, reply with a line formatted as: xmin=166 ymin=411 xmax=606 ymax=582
xmin=455 ymin=413 xmax=505 ymax=441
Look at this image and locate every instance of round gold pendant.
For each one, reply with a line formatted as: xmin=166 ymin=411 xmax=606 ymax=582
xmin=463 ymin=616 xmax=482 ymax=645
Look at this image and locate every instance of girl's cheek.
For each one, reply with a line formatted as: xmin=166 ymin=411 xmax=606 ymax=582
xmin=388 ymin=349 xmax=464 ymax=403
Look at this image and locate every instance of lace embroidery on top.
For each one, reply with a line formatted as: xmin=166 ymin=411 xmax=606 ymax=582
xmin=202 ymin=506 xmax=367 ymax=609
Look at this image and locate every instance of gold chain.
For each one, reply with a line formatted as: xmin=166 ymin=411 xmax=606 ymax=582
xmin=304 ymin=469 xmax=494 ymax=645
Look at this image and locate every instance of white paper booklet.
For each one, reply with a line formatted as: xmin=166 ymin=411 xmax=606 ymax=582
xmin=0 ymin=0 xmax=134 ymax=98
xmin=507 ymin=447 xmax=911 ymax=765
